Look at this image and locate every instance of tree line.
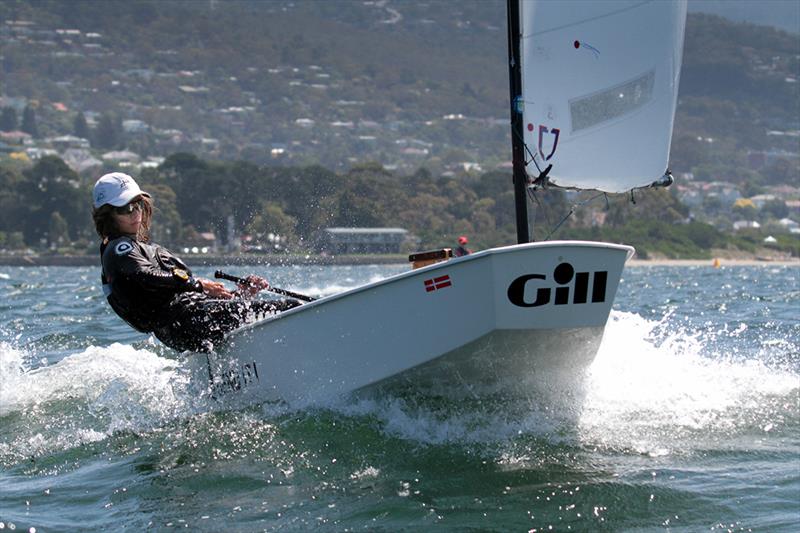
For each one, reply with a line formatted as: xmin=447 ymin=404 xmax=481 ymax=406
xmin=2 ymin=152 xmax=767 ymax=260
xmin=0 ymin=105 xmax=39 ymax=137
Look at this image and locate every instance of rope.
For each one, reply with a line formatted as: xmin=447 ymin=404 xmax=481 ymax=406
xmin=527 ymin=187 xmax=551 ymax=241
xmin=511 ymin=126 xmax=542 ymax=174
xmin=536 ymin=191 xmax=608 ymax=241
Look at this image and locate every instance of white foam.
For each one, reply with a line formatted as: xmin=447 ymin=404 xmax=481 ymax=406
xmin=0 ymin=342 xmax=208 ymax=463
xmin=350 ymin=466 xmax=380 ymax=480
xmin=334 ymin=394 xmax=568 ymax=446
xmin=0 ymin=342 xmax=32 ymax=405
xmin=1 ymin=343 xmax=193 ymax=418
xmin=328 ymin=310 xmax=798 ymax=450
xmin=2 ymin=307 xmax=796 ymax=460
xmin=578 ymin=311 xmax=800 ymax=454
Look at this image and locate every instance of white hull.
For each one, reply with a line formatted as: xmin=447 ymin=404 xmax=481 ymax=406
xmin=189 ymin=241 xmax=633 ymax=405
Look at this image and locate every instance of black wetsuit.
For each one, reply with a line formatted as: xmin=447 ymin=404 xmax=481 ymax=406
xmin=100 ymin=235 xmax=299 ymax=352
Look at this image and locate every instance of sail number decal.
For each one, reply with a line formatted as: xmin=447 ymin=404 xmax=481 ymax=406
xmin=527 ymin=123 xmax=560 ymax=161
xmin=507 ymin=262 xmax=607 ymax=307
xmin=210 ymin=360 xmax=260 ymax=398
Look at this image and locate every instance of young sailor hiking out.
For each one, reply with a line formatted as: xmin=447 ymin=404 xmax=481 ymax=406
xmin=92 ymin=172 xmax=301 ymax=352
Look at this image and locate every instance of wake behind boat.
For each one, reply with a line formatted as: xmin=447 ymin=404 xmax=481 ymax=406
xmin=190 ymin=0 xmax=686 ymax=405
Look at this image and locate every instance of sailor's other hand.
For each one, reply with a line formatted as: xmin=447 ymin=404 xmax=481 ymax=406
xmin=237 ymin=275 xmax=270 ymax=297
xmin=199 ymin=279 xmax=234 ymax=299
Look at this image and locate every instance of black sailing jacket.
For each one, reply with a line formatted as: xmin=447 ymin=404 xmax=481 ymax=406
xmin=100 ymin=236 xmax=202 ymax=332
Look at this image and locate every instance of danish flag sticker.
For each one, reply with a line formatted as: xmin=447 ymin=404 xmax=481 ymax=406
xmin=424 ymin=275 xmax=452 ymax=293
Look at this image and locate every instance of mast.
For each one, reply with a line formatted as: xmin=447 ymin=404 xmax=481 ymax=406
xmin=506 ymin=0 xmax=529 ymax=244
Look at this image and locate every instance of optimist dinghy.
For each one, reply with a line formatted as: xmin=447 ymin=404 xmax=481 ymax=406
xmin=189 ymin=0 xmax=686 ymax=405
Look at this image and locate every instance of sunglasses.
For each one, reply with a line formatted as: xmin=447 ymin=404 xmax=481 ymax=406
xmin=112 ymin=199 xmax=144 ymax=215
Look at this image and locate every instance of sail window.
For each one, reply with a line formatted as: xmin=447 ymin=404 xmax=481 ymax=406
xmin=569 ymin=70 xmax=655 ymax=133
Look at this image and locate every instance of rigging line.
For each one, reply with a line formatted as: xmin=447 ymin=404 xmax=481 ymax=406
xmin=527 ymin=188 xmax=540 ymax=241
xmin=527 ymin=187 xmax=553 ymax=240
xmin=511 ymin=124 xmax=543 ymax=174
xmin=543 ymin=206 xmax=574 ymax=241
xmin=521 ymin=0 xmax=653 ymax=39
xmin=543 ymin=191 xmax=608 ymax=241
xmin=525 ymin=140 xmax=543 ymax=174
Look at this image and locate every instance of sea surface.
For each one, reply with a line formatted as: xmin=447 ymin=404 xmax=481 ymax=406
xmin=0 ymin=263 xmax=798 ymax=532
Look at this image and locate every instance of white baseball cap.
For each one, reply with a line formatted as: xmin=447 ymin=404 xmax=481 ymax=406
xmin=92 ymin=172 xmax=150 ymax=208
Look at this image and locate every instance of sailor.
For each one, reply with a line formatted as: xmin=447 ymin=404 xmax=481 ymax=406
xmin=453 ymin=235 xmax=472 ymax=257
xmin=92 ymin=172 xmax=300 ymax=352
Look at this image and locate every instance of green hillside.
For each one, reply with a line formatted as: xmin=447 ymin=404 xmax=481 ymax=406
xmin=1 ymin=0 xmax=797 ymax=182
xmin=0 ymin=1 xmax=798 ymax=259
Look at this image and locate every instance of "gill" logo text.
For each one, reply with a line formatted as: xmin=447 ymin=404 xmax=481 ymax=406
xmin=507 ymin=262 xmax=607 ymax=307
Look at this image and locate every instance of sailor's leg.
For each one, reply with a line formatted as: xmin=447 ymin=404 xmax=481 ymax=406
xmin=248 ymin=298 xmax=303 ymax=317
xmin=154 ymin=296 xmax=302 ymax=352
xmin=153 ymin=294 xmax=236 ymax=352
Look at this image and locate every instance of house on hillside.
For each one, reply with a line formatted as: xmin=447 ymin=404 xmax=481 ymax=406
xmin=63 ymin=148 xmax=102 ymax=174
xmin=102 ymin=150 xmax=141 ymax=167
xmin=749 ymin=194 xmax=778 ymax=209
xmin=0 ymin=130 xmax=33 ymax=145
xmin=122 ymin=119 xmax=149 ymax=134
xmin=271 ymin=143 xmax=288 ymax=158
xmin=178 ymin=85 xmax=209 ymax=94
xmin=25 ymin=147 xmax=59 ymax=160
xmin=733 ymin=220 xmax=761 ymax=231
xmin=48 ymin=135 xmax=90 ymax=150
xmin=778 ymin=218 xmax=800 ymax=234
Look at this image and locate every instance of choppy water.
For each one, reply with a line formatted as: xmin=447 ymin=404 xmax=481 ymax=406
xmin=0 ymin=263 xmax=798 ymax=531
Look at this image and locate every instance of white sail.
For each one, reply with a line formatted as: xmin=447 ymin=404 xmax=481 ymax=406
xmin=520 ymin=0 xmax=687 ymax=192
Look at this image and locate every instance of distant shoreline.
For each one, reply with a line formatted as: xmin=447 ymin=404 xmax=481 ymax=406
xmin=0 ymin=254 xmax=797 ymax=268
xmin=0 ymin=254 xmax=408 ymax=267
xmin=627 ymin=258 xmax=799 ymax=267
